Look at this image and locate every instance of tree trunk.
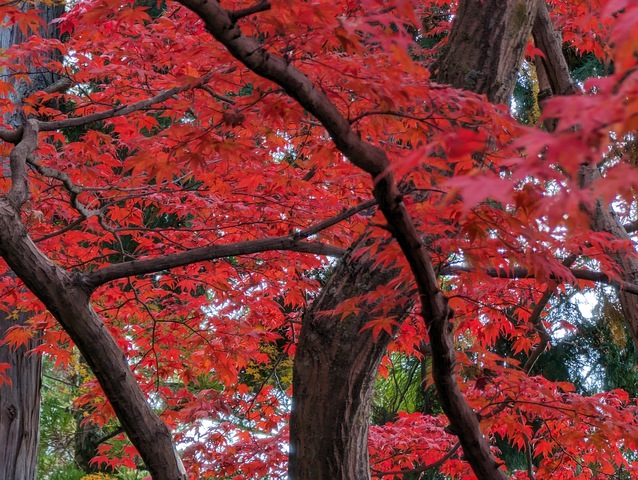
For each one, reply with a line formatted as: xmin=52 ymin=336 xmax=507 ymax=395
xmin=289 ymin=237 xmax=400 ymax=479
xmin=433 ymin=0 xmax=539 ymax=105
xmin=0 ymin=311 xmax=42 ymax=480
xmin=0 ymin=2 xmax=64 ymax=479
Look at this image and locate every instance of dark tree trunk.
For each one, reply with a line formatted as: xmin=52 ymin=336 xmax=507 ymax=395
xmin=289 ymin=237 xmax=401 ymax=479
xmin=433 ymin=0 xmax=539 ymax=105
xmin=0 ymin=2 xmax=64 ymax=479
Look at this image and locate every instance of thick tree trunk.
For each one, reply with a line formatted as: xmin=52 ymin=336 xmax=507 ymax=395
xmin=433 ymin=0 xmax=539 ymax=105
xmin=0 ymin=2 xmax=64 ymax=479
xmin=0 ymin=311 xmax=41 ymax=480
xmin=289 ymin=238 xmax=399 ymax=479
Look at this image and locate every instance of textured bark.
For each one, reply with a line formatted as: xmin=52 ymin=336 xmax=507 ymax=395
xmin=289 ymin=238 xmax=400 ymax=479
xmin=0 ymin=3 xmax=63 ymax=479
xmin=0 ymin=311 xmax=42 ymax=480
xmin=531 ymin=1 xmax=638 ymax=349
xmin=434 ymin=0 xmax=539 ymax=105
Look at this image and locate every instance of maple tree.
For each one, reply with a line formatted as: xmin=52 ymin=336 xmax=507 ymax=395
xmin=3 ymin=0 xmax=638 ymax=479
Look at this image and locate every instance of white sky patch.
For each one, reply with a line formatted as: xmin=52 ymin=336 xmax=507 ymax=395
xmin=572 ymin=291 xmax=597 ymax=319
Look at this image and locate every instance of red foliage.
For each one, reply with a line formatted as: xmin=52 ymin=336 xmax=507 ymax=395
xmin=2 ymin=0 xmax=638 ymax=477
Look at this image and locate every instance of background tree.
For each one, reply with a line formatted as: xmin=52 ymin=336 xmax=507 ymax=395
xmin=0 ymin=1 xmax=64 ymax=478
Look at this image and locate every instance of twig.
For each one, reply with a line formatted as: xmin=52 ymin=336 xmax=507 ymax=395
xmin=371 ymin=442 xmax=461 ymax=477
xmin=230 ymin=0 xmax=271 ymax=22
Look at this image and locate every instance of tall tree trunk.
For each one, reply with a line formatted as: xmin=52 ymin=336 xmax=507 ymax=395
xmin=433 ymin=0 xmax=539 ymax=105
xmin=0 ymin=311 xmax=41 ymax=480
xmin=288 ymin=1 xmax=538 ymax=478
xmin=0 ymin=2 xmax=64 ymax=479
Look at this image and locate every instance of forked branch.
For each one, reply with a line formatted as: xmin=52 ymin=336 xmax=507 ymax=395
xmin=82 ymin=200 xmax=374 ymax=290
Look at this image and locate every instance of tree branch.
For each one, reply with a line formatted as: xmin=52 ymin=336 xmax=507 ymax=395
xmin=39 ymin=75 xmax=212 ymax=132
xmin=624 ymin=219 xmax=638 ymax=234
xmin=294 ymin=198 xmax=377 ymax=238
xmin=439 ymin=264 xmax=638 ymax=295
xmin=371 ymin=442 xmax=461 ymax=477
xmin=230 ymin=0 xmax=270 ymax=22
xmin=523 ymin=254 xmax=577 ymax=373
xmin=27 ymin=154 xmax=103 ymax=219
xmin=7 ymin=119 xmax=39 ymax=209
xmin=83 ymin=238 xmax=344 ymax=291
xmin=0 ymin=74 xmax=213 ymax=144
xmin=82 ymin=200 xmax=376 ymax=290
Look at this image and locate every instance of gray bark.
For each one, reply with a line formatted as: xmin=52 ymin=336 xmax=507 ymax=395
xmin=0 ymin=311 xmax=42 ymax=480
xmin=0 ymin=2 xmax=63 ymax=479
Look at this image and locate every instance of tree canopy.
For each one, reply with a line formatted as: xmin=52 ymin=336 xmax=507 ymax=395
xmin=2 ymin=0 xmax=638 ymax=479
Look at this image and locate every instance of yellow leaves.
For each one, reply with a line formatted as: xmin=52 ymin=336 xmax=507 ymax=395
xmin=81 ymin=474 xmax=116 ymax=480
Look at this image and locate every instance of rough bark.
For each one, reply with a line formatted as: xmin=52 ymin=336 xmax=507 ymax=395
xmin=0 ymin=2 xmax=63 ymax=479
xmin=0 ymin=311 xmax=42 ymax=480
xmin=433 ymin=0 xmax=539 ymax=105
xmin=531 ymin=1 xmax=638 ymax=349
xmin=289 ymin=238 xmax=399 ymax=479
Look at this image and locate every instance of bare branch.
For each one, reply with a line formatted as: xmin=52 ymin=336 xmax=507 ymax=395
xmin=1 ymin=74 xmax=213 ymax=144
xmin=39 ymin=76 xmax=212 ymax=132
xmin=42 ymin=77 xmax=72 ymax=95
xmin=439 ymin=264 xmax=638 ymax=295
xmin=83 ymin=238 xmax=344 ymax=290
xmin=82 ymin=199 xmax=377 ymax=290
xmin=7 ymin=119 xmax=39 ymax=209
xmin=33 ymin=217 xmax=84 ymax=243
xmin=198 ymin=84 xmax=236 ymax=104
xmin=27 ymin=155 xmax=103 ymax=218
xmin=294 ymin=199 xmax=377 ymax=238
xmin=230 ymin=0 xmax=271 ymax=22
